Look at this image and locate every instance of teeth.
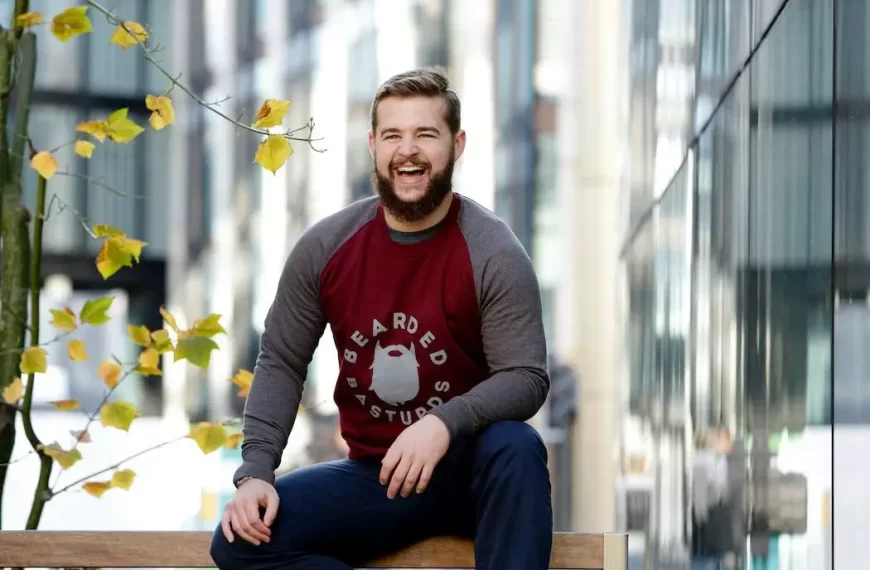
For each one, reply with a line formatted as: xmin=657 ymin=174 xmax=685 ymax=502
xmin=398 ymin=166 xmax=424 ymax=173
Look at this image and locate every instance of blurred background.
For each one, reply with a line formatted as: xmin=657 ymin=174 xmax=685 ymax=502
xmin=4 ymin=0 xmax=863 ymax=568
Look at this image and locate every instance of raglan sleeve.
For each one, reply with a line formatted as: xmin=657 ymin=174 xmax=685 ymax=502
xmin=232 ymin=233 xmax=327 ymax=487
xmin=427 ymin=228 xmax=550 ymax=440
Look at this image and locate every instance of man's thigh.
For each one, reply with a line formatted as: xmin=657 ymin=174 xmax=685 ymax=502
xmin=214 ymin=458 xmax=457 ymax=566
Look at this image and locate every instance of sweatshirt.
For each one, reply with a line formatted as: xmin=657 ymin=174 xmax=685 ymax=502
xmin=233 ymin=192 xmax=550 ymax=486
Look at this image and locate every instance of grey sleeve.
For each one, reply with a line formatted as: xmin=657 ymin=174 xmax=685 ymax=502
xmin=428 ymin=205 xmax=550 ymax=440
xmin=232 ymin=234 xmax=327 ymax=487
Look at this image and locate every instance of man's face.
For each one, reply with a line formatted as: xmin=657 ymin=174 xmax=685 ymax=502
xmin=368 ymin=95 xmax=465 ymax=223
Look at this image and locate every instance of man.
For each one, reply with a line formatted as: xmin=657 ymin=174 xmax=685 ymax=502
xmin=210 ymin=67 xmax=553 ymax=570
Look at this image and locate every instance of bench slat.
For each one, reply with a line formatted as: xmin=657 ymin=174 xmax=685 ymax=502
xmin=0 ymin=530 xmax=626 ymax=568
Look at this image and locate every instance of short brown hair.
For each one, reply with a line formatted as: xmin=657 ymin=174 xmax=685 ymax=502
xmin=370 ymin=67 xmax=461 ymax=135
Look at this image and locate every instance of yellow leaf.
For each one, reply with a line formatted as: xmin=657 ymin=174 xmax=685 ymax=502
xmin=136 ymin=348 xmax=161 ymax=376
xmin=70 ymin=429 xmax=91 ymax=443
xmin=150 ymin=329 xmax=174 ymax=353
xmin=16 ymin=12 xmax=42 ymax=27
xmin=76 ymin=120 xmax=109 ymax=142
xmin=254 ymin=134 xmax=292 ymax=174
xmin=74 ymin=140 xmax=95 ymax=158
xmin=100 ymin=400 xmax=139 ymax=431
xmin=191 ymin=314 xmax=227 ymax=338
xmin=92 ymin=224 xmax=124 ymax=238
xmin=51 ymin=6 xmax=91 ymax=42
xmin=253 ymin=99 xmax=291 ymax=128
xmin=159 ymin=307 xmax=179 ymax=332
xmin=188 ymin=422 xmax=227 ymax=454
xmin=2 ymin=377 xmax=23 ymax=405
xmin=174 ymin=336 xmax=219 ymax=369
xmin=82 ymin=481 xmax=112 ymax=497
xmin=48 ymin=307 xmax=77 ymax=331
xmin=109 ymin=21 xmax=149 ymax=48
xmin=106 ymin=108 xmax=145 ymax=143
xmin=20 ymin=347 xmax=47 ymax=375
xmin=80 ymin=296 xmax=114 ymax=325
xmin=230 ymin=369 xmax=253 ymax=398
xmin=30 ymin=151 xmax=57 ymax=179
xmin=49 ymin=399 xmax=80 ymax=411
xmin=127 ymin=324 xmax=151 ymax=347
xmin=145 ymin=95 xmax=175 ymax=130
xmin=39 ymin=442 xmax=82 ymax=469
xmin=225 ymin=433 xmax=243 ymax=449
xmin=111 ymin=469 xmax=136 ymax=490
xmin=67 ymin=339 xmax=88 ymax=362
xmin=98 ymin=360 xmax=123 ymax=389
xmin=95 ymin=235 xmax=147 ymax=279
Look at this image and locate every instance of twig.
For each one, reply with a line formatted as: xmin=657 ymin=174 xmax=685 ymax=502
xmin=46 ymin=194 xmax=97 ymax=238
xmin=48 ymin=365 xmax=136 ymax=491
xmin=50 ymin=436 xmax=186 ymax=498
xmin=0 ymin=449 xmax=34 ymax=467
xmin=0 ymin=329 xmax=72 ymax=356
xmin=85 ymin=0 xmax=327 ymax=152
xmin=53 ymin=170 xmax=146 ymax=199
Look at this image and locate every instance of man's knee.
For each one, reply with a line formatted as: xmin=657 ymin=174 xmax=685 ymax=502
xmin=476 ymin=420 xmax=548 ymax=468
xmin=209 ymin=526 xmax=239 ymax=570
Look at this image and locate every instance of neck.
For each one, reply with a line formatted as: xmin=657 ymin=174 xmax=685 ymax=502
xmin=384 ymin=191 xmax=454 ymax=232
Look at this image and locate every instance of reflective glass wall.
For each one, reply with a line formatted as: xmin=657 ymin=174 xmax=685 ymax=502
xmin=619 ymin=0 xmax=859 ymax=567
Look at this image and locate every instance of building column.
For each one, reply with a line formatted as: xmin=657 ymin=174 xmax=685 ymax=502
xmin=555 ymin=0 xmax=626 ymax=533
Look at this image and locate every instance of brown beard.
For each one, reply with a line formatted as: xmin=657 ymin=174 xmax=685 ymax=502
xmin=372 ymin=149 xmax=455 ymax=223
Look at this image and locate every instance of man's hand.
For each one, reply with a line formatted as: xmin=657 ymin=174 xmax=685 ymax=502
xmin=221 ymin=477 xmax=279 ymax=545
xmin=380 ymin=414 xmax=450 ymax=499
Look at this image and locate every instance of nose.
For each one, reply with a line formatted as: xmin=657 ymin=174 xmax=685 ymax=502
xmin=396 ymin=135 xmax=419 ymax=159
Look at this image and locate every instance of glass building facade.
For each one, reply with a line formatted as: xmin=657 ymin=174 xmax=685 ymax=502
xmin=620 ymin=0 xmax=864 ymax=567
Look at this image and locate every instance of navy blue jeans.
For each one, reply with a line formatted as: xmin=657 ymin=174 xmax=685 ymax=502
xmin=210 ymin=421 xmax=553 ymax=570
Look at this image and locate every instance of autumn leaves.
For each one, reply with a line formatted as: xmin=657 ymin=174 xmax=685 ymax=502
xmin=0 ymin=293 xmax=254 ymax=497
xmin=19 ymin=5 xmax=298 ymax=179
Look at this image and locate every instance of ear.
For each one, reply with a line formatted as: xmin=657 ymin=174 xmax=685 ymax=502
xmin=453 ymin=129 xmax=467 ymax=162
xmin=368 ymin=130 xmax=376 ymax=158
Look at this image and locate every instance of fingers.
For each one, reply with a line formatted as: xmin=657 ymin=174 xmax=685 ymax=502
xmin=416 ymin=462 xmax=434 ymax=495
xmin=244 ymin=500 xmax=272 ymax=542
xmin=230 ymin=507 xmax=262 ymax=545
xmin=400 ymin=458 xmax=424 ymax=498
xmin=226 ymin=498 xmax=271 ymax=545
xmin=221 ymin=510 xmax=234 ymax=543
xmin=380 ymin=446 xmax=400 ymax=486
xmin=262 ymin=491 xmax=279 ymax=527
xmin=387 ymin=454 xmax=412 ymax=499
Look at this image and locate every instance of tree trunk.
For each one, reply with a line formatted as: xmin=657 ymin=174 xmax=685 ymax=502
xmin=0 ymin=23 xmax=37 ymax=529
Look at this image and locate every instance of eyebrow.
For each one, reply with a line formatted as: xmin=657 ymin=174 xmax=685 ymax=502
xmin=380 ymin=126 xmax=441 ymax=137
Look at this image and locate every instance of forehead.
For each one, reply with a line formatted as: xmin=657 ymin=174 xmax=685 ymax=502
xmin=375 ymin=95 xmax=449 ymax=133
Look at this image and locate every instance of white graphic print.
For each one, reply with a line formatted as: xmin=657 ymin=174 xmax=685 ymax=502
xmin=342 ymin=312 xmax=452 ymax=425
xmin=369 ymin=342 xmax=420 ymax=406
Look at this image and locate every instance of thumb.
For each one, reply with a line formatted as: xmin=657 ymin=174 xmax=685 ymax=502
xmin=263 ymin=491 xmax=279 ymax=526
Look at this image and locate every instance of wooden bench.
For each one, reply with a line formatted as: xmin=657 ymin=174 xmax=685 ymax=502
xmin=0 ymin=531 xmax=628 ymax=569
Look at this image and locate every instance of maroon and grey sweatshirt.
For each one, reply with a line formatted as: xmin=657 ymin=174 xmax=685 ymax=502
xmin=233 ymin=192 xmax=550 ymax=486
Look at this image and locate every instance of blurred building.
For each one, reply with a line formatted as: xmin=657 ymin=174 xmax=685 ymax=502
xmin=616 ymin=0 xmax=868 ymax=568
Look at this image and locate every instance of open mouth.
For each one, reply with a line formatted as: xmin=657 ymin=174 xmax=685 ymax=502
xmin=394 ymin=165 xmax=428 ymax=185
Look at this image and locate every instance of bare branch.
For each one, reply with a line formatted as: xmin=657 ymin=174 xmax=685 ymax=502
xmin=49 ymin=436 xmax=187 ymax=498
xmin=53 ymin=170 xmax=146 ymax=199
xmin=85 ymin=0 xmax=327 ymax=153
xmin=48 ymin=364 xmax=136 ymax=492
xmin=0 ymin=449 xmax=34 ymax=467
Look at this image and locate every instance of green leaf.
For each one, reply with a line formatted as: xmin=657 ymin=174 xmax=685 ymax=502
xmin=80 ymin=296 xmax=114 ymax=325
xmin=174 ymin=336 xmax=219 ymax=368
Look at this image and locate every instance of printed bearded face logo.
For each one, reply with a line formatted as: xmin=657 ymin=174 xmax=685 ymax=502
xmin=369 ymin=341 xmax=420 ymax=406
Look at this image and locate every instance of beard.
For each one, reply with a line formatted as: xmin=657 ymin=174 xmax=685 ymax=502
xmin=372 ymin=149 xmax=455 ymax=224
